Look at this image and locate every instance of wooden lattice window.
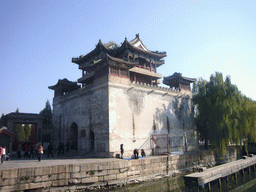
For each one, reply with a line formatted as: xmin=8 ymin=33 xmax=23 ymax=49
xmin=120 ymin=68 xmax=128 ymax=77
xmin=110 ymin=66 xmax=119 ymax=75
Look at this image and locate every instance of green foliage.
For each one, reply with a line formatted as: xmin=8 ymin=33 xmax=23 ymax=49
xmin=14 ymin=124 xmax=26 ymax=142
xmin=24 ymin=124 xmax=31 ymax=142
xmin=193 ymin=72 xmax=256 ymax=155
xmin=14 ymin=124 xmax=32 ymax=142
xmin=40 ymin=100 xmax=52 ymax=125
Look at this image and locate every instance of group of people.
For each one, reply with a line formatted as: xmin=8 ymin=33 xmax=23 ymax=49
xmin=133 ymin=148 xmax=146 ymax=159
xmin=0 ymin=145 xmax=6 ymax=163
xmin=120 ymin=144 xmax=146 ymax=159
xmin=15 ymin=142 xmax=46 ymax=161
xmin=57 ymin=140 xmax=77 ymax=156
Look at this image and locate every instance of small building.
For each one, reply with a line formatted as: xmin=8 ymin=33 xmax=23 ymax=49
xmin=0 ymin=127 xmax=15 ymax=153
xmin=49 ymin=34 xmax=198 ymax=157
xmin=163 ymin=72 xmax=196 ymax=91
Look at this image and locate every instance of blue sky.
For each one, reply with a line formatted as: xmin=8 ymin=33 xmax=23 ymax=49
xmin=1 ymin=0 xmax=256 ymax=115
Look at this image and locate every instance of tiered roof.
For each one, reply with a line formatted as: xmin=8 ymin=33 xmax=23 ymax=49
xmin=48 ymin=78 xmax=80 ymax=92
xmin=0 ymin=127 xmax=16 ymax=138
xmin=163 ymin=73 xmax=196 ymax=91
xmin=72 ymin=34 xmax=166 ymax=69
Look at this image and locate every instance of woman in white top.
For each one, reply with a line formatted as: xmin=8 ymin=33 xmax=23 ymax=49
xmin=1 ymin=145 xmax=6 ymax=163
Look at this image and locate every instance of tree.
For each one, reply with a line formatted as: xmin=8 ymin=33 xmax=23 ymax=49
xmin=14 ymin=124 xmax=26 ymax=142
xmin=0 ymin=113 xmax=6 ymax=127
xmin=24 ymin=124 xmax=31 ymax=142
xmin=40 ymin=100 xmax=52 ymax=125
xmin=236 ymin=98 xmax=256 ymax=155
xmin=193 ymin=72 xmax=256 ymax=154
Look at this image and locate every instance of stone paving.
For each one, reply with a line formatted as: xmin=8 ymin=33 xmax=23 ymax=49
xmin=0 ymin=154 xmax=119 ymax=170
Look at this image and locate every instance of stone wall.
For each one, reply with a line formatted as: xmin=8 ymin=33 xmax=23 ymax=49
xmin=51 ymin=74 xmax=197 ymax=157
xmin=52 ymin=77 xmax=109 ymax=156
xmin=0 ymin=148 xmax=241 ymax=191
xmin=109 ymin=77 xmax=198 ymax=157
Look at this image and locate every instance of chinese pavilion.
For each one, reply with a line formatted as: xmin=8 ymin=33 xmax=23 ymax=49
xmin=49 ymin=34 xmax=197 ymax=157
xmin=72 ymin=34 xmax=166 ymax=87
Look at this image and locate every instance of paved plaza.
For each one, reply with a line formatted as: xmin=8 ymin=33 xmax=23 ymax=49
xmin=0 ymin=154 xmax=120 ymax=170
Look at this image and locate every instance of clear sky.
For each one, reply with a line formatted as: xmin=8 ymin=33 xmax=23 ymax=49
xmin=1 ymin=0 xmax=256 ymax=115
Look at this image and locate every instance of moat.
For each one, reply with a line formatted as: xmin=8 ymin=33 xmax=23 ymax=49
xmin=94 ymin=172 xmax=256 ymax=192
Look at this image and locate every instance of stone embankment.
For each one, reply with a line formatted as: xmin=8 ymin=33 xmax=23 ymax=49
xmin=0 ymin=147 xmax=239 ymax=192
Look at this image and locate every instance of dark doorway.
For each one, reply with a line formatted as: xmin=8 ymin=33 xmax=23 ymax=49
xmin=70 ymin=122 xmax=78 ymax=150
xmin=89 ymin=130 xmax=94 ymax=151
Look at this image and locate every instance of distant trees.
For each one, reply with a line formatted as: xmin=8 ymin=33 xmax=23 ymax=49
xmin=24 ymin=124 xmax=31 ymax=142
xmin=193 ymin=72 xmax=256 ymax=154
xmin=13 ymin=124 xmax=32 ymax=142
xmin=14 ymin=124 xmax=26 ymax=142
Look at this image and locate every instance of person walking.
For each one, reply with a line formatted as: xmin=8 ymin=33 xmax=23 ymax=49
xmin=35 ymin=143 xmax=38 ymax=157
xmin=17 ymin=143 xmax=22 ymax=158
xmin=0 ymin=145 xmax=3 ymax=163
xmin=120 ymin=144 xmax=124 ymax=159
xmin=37 ymin=144 xmax=44 ymax=162
xmin=1 ymin=146 xmax=6 ymax=163
xmin=23 ymin=143 xmax=30 ymax=158
xmin=47 ymin=143 xmax=54 ymax=158
xmin=29 ymin=143 xmax=35 ymax=158
xmin=133 ymin=148 xmax=139 ymax=159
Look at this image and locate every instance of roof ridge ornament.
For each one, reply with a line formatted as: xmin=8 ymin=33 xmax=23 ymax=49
xmin=136 ymin=33 xmax=140 ymax=39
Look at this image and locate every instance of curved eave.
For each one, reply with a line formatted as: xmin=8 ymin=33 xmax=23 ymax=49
xmin=106 ymin=54 xmax=138 ymax=68
xmin=0 ymin=129 xmax=16 ymax=138
xmin=181 ymin=76 xmax=197 ymax=83
xmin=117 ymin=39 xmax=166 ymax=59
xmin=154 ymin=60 xmax=165 ymax=67
xmin=164 ymin=76 xmax=197 ymax=83
xmin=48 ymin=79 xmax=80 ymax=90
xmin=72 ymin=40 xmax=115 ymax=64
xmin=129 ymin=67 xmax=162 ymax=79
xmin=79 ymin=54 xmax=138 ymax=70
xmin=127 ymin=41 xmax=166 ymax=58
xmin=129 ymin=34 xmax=151 ymax=52
xmin=48 ymin=85 xmax=57 ymax=90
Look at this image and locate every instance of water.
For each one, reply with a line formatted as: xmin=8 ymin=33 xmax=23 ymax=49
xmin=92 ymin=169 xmax=256 ymax=192
xmin=95 ymin=176 xmax=186 ymax=192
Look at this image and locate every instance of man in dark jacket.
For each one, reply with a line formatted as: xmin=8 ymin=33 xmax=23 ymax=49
xmin=47 ymin=143 xmax=54 ymax=158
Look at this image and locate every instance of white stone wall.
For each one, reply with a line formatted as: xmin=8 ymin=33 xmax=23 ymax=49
xmin=52 ymin=82 xmax=109 ymax=155
xmin=108 ymin=78 xmax=198 ymax=157
xmin=51 ymin=76 xmax=198 ymax=157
